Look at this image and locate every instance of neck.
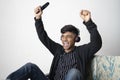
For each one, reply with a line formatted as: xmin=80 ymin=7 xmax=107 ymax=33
xmin=65 ymin=46 xmax=75 ymax=53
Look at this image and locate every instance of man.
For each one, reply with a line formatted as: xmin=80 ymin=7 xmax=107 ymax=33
xmin=6 ymin=5 xmax=102 ymax=80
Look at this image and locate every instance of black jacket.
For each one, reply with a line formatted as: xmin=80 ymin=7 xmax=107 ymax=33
xmin=34 ymin=18 xmax=102 ymax=80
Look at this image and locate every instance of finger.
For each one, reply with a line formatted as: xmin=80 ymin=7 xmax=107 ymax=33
xmin=84 ymin=10 xmax=91 ymax=16
xmin=80 ymin=10 xmax=83 ymax=15
xmin=34 ymin=8 xmax=38 ymax=14
xmin=80 ymin=10 xmax=84 ymax=17
xmin=34 ymin=6 xmax=41 ymax=14
xmin=82 ymin=10 xmax=87 ymax=16
xmin=80 ymin=11 xmax=85 ymax=19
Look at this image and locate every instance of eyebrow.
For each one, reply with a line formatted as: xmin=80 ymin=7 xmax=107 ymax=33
xmin=61 ymin=34 xmax=74 ymax=38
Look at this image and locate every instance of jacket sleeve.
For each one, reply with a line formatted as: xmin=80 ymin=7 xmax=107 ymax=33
xmin=34 ymin=18 xmax=61 ymax=56
xmin=82 ymin=19 xmax=102 ymax=58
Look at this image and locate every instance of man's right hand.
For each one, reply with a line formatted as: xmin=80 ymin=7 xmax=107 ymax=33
xmin=34 ymin=6 xmax=43 ymax=20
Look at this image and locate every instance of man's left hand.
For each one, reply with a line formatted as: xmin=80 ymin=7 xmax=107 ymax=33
xmin=80 ymin=10 xmax=91 ymax=22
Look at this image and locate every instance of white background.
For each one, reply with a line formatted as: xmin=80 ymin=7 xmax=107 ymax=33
xmin=0 ymin=0 xmax=120 ymax=79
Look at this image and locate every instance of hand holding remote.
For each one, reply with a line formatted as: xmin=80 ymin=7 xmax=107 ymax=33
xmin=34 ymin=2 xmax=49 ymax=19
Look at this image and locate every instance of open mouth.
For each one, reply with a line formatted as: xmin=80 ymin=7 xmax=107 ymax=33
xmin=63 ymin=42 xmax=69 ymax=48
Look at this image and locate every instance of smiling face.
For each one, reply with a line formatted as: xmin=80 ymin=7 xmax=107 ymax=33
xmin=61 ymin=32 xmax=77 ymax=53
xmin=60 ymin=24 xmax=80 ymax=53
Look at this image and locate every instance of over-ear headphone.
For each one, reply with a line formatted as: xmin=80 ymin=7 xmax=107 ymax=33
xmin=75 ymin=36 xmax=81 ymax=42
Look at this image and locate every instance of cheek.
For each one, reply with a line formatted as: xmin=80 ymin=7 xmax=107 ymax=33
xmin=68 ymin=38 xmax=75 ymax=43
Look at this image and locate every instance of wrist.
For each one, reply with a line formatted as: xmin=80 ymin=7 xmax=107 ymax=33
xmin=34 ymin=17 xmax=42 ymax=22
xmin=35 ymin=16 xmax=41 ymax=20
xmin=83 ymin=18 xmax=93 ymax=25
xmin=84 ymin=18 xmax=91 ymax=23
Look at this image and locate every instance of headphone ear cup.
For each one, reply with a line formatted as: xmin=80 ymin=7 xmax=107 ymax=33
xmin=75 ymin=37 xmax=81 ymax=42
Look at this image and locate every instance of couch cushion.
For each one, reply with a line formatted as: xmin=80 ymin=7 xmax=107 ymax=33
xmin=89 ymin=55 xmax=120 ymax=80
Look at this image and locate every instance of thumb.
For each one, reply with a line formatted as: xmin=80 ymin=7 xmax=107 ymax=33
xmin=80 ymin=11 xmax=85 ymax=21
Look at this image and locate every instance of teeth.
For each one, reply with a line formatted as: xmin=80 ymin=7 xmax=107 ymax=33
xmin=64 ymin=42 xmax=69 ymax=47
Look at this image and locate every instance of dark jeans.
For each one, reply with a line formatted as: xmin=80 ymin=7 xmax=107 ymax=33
xmin=6 ymin=63 xmax=82 ymax=80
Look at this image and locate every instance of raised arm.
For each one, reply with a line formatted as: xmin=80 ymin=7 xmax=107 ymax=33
xmin=80 ymin=10 xmax=102 ymax=57
xmin=34 ymin=6 xmax=61 ymax=55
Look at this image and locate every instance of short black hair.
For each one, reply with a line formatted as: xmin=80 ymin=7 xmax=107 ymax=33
xmin=61 ymin=25 xmax=80 ymax=35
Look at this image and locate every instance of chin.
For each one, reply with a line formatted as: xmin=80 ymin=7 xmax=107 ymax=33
xmin=63 ymin=47 xmax=70 ymax=51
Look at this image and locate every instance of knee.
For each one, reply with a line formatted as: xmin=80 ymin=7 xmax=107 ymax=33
xmin=68 ymin=68 xmax=80 ymax=74
xmin=67 ymin=68 xmax=81 ymax=78
xmin=24 ymin=62 xmax=38 ymax=68
xmin=65 ymin=68 xmax=81 ymax=80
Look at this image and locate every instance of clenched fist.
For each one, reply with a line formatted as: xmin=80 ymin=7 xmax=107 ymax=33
xmin=80 ymin=10 xmax=91 ymax=22
xmin=34 ymin=6 xmax=43 ymax=20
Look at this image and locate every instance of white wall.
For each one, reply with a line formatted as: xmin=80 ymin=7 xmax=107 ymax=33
xmin=0 ymin=0 xmax=120 ymax=79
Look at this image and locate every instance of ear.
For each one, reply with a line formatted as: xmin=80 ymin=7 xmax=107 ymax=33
xmin=75 ymin=37 xmax=81 ymax=42
xmin=60 ymin=35 xmax=63 ymax=40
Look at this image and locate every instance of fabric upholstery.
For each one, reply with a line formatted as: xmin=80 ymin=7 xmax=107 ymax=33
xmin=87 ymin=55 xmax=120 ymax=80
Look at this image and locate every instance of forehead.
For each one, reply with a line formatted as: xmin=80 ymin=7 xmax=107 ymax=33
xmin=62 ymin=32 xmax=76 ymax=36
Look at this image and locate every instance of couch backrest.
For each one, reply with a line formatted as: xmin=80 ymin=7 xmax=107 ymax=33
xmin=87 ymin=55 xmax=120 ymax=80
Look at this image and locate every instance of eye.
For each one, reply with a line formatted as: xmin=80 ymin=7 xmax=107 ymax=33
xmin=61 ymin=35 xmax=63 ymax=38
xmin=66 ymin=35 xmax=73 ymax=38
xmin=61 ymin=35 xmax=64 ymax=39
xmin=61 ymin=34 xmax=74 ymax=40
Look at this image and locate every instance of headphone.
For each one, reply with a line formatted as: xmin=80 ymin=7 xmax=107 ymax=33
xmin=75 ymin=36 xmax=81 ymax=42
